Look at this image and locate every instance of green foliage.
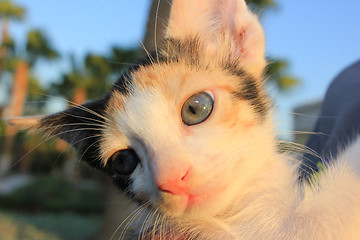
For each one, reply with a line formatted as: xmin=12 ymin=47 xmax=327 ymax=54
xmin=0 ymin=212 xmax=59 ymax=240
xmin=0 ymin=211 xmax=101 ymax=240
xmin=277 ymin=76 xmax=298 ymax=90
xmin=0 ymin=175 xmax=104 ymax=214
xmin=109 ymin=46 xmax=138 ymax=72
xmin=52 ymin=47 xmax=138 ymax=100
xmin=246 ymin=0 xmax=276 ymax=12
xmin=0 ymin=0 xmax=25 ymax=21
xmin=51 ymin=71 xmax=85 ymax=100
xmin=27 ymin=76 xmax=46 ymax=99
xmin=26 ymin=76 xmax=48 ymax=111
xmin=9 ymin=132 xmax=67 ymax=173
xmin=26 ymin=29 xmax=59 ymax=66
xmin=0 ymin=118 xmax=5 ymax=136
xmin=265 ymin=58 xmax=298 ymax=90
xmin=85 ymin=54 xmax=112 ymax=79
xmin=1 ymin=35 xmax=15 ymax=53
xmin=0 ymin=36 xmax=17 ymax=71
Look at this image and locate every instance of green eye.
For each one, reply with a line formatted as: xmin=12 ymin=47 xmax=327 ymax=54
xmin=181 ymin=91 xmax=214 ymax=126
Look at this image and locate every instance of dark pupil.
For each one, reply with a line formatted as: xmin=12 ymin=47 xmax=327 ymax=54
xmin=189 ymin=105 xmax=196 ymax=115
xmin=109 ymin=149 xmax=140 ymax=176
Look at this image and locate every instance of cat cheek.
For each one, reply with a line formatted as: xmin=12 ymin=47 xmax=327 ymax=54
xmin=130 ymin=166 xmax=158 ymax=200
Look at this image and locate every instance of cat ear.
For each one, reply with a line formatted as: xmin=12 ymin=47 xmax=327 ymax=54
xmin=5 ymin=98 xmax=108 ymax=170
xmin=166 ymin=0 xmax=265 ymax=77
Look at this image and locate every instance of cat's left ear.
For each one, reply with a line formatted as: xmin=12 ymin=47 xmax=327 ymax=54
xmin=166 ymin=0 xmax=265 ymax=77
xmin=5 ymin=98 xmax=108 ymax=170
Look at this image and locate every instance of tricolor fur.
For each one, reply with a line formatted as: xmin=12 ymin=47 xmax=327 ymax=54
xmin=6 ymin=0 xmax=360 ymax=239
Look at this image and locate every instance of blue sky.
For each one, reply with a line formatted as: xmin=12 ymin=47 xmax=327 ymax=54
xmin=5 ymin=0 xmax=360 ymax=137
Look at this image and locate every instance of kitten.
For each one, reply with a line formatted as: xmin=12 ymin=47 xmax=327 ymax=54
xmin=6 ymin=0 xmax=360 ymax=239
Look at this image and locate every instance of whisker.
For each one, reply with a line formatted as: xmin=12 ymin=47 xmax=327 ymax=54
xmin=10 ymin=128 xmax=104 ymax=170
xmin=159 ymin=214 xmax=168 ymax=240
xmin=76 ymin=136 xmax=104 ymax=165
xmin=48 ymin=134 xmax=103 ymax=171
xmin=26 ymin=92 xmax=111 ymax=123
xmin=60 ymin=110 xmax=111 ymax=127
xmin=154 ymin=0 xmax=161 ymax=65
xmin=139 ymin=39 xmax=155 ymax=66
xmin=118 ymin=201 xmax=151 ymax=240
xmin=277 ymin=130 xmax=328 ymax=137
xmin=139 ymin=206 xmax=157 ymax=240
xmin=34 ymin=122 xmax=106 ymax=132
xmin=105 ymin=58 xmax=138 ymax=67
xmin=151 ymin=207 xmax=162 ymax=240
xmin=277 ymin=140 xmax=322 ymax=175
xmin=279 ymin=140 xmax=321 ymax=160
xmin=286 ymin=111 xmax=336 ymax=120
xmin=109 ymin=201 xmax=150 ymax=240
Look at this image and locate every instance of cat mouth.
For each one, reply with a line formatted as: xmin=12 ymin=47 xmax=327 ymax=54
xmin=156 ymin=184 xmax=226 ymax=217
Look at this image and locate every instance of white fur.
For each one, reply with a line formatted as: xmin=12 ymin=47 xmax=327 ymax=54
xmin=7 ymin=0 xmax=360 ymax=239
xmin=103 ymin=78 xmax=360 ymax=239
xmin=101 ymin=60 xmax=360 ymax=238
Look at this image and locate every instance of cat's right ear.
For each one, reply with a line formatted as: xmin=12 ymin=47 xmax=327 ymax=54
xmin=5 ymin=98 xmax=108 ymax=170
xmin=165 ymin=0 xmax=266 ymax=78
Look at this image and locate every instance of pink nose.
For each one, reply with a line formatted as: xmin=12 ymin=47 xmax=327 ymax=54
xmin=157 ymin=167 xmax=191 ymax=195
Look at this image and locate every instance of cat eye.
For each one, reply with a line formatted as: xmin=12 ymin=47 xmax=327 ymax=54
xmin=107 ymin=149 xmax=140 ymax=176
xmin=181 ymin=91 xmax=214 ymax=126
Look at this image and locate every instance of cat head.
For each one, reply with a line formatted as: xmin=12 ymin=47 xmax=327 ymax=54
xmin=7 ymin=0 xmax=276 ymax=219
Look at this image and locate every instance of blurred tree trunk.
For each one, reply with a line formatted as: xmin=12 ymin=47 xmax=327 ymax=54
xmin=0 ymin=18 xmax=9 ymax=58
xmin=140 ymin=0 xmax=172 ymax=56
xmin=0 ymin=60 xmax=29 ymax=176
xmin=0 ymin=0 xmax=26 ymax=86
xmin=72 ymin=86 xmax=87 ymax=105
xmin=0 ymin=18 xmax=9 ymax=89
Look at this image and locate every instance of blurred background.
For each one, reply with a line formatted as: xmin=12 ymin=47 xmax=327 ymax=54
xmin=0 ymin=0 xmax=359 ymax=239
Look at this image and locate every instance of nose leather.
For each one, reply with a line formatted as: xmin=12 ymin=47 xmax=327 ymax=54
xmin=156 ymin=167 xmax=191 ymax=195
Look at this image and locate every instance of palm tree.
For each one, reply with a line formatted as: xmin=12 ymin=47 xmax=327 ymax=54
xmin=53 ymin=46 xmax=138 ymax=104
xmin=246 ymin=0 xmax=276 ymax=11
xmin=0 ymin=0 xmax=25 ymax=39
xmin=0 ymin=29 xmax=59 ymax=177
xmin=52 ymin=53 xmax=109 ymax=106
xmin=0 ymin=0 xmax=25 ymax=83
xmin=26 ymin=29 xmax=59 ymax=67
xmin=0 ymin=0 xmax=25 ymax=177
xmin=4 ymin=29 xmax=59 ymax=121
xmin=265 ymin=58 xmax=298 ymax=91
xmin=141 ymin=0 xmax=172 ymax=55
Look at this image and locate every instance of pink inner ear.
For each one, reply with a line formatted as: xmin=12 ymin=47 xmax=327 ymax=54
xmin=167 ymin=0 xmax=266 ymax=77
xmin=219 ymin=0 xmax=253 ymax=57
xmin=236 ymin=29 xmax=246 ymax=55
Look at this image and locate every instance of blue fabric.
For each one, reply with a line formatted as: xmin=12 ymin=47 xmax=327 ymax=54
xmin=300 ymin=60 xmax=360 ymax=179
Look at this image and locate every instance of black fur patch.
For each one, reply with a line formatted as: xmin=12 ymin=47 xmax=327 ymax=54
xmin=40 ymin=97 xmax=109 ymax=170
xmin=113 ymin=36 xmax=268 ymax=120
xmin=225 ymin=66 xmax=269 ymax=119
xmin=40 ymin=96 xmax=136 ymax=192
xmin=161 ymin=37 xmax=201 ymax=66
xmin=112 ymin=37 xmax=204 ymax=96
